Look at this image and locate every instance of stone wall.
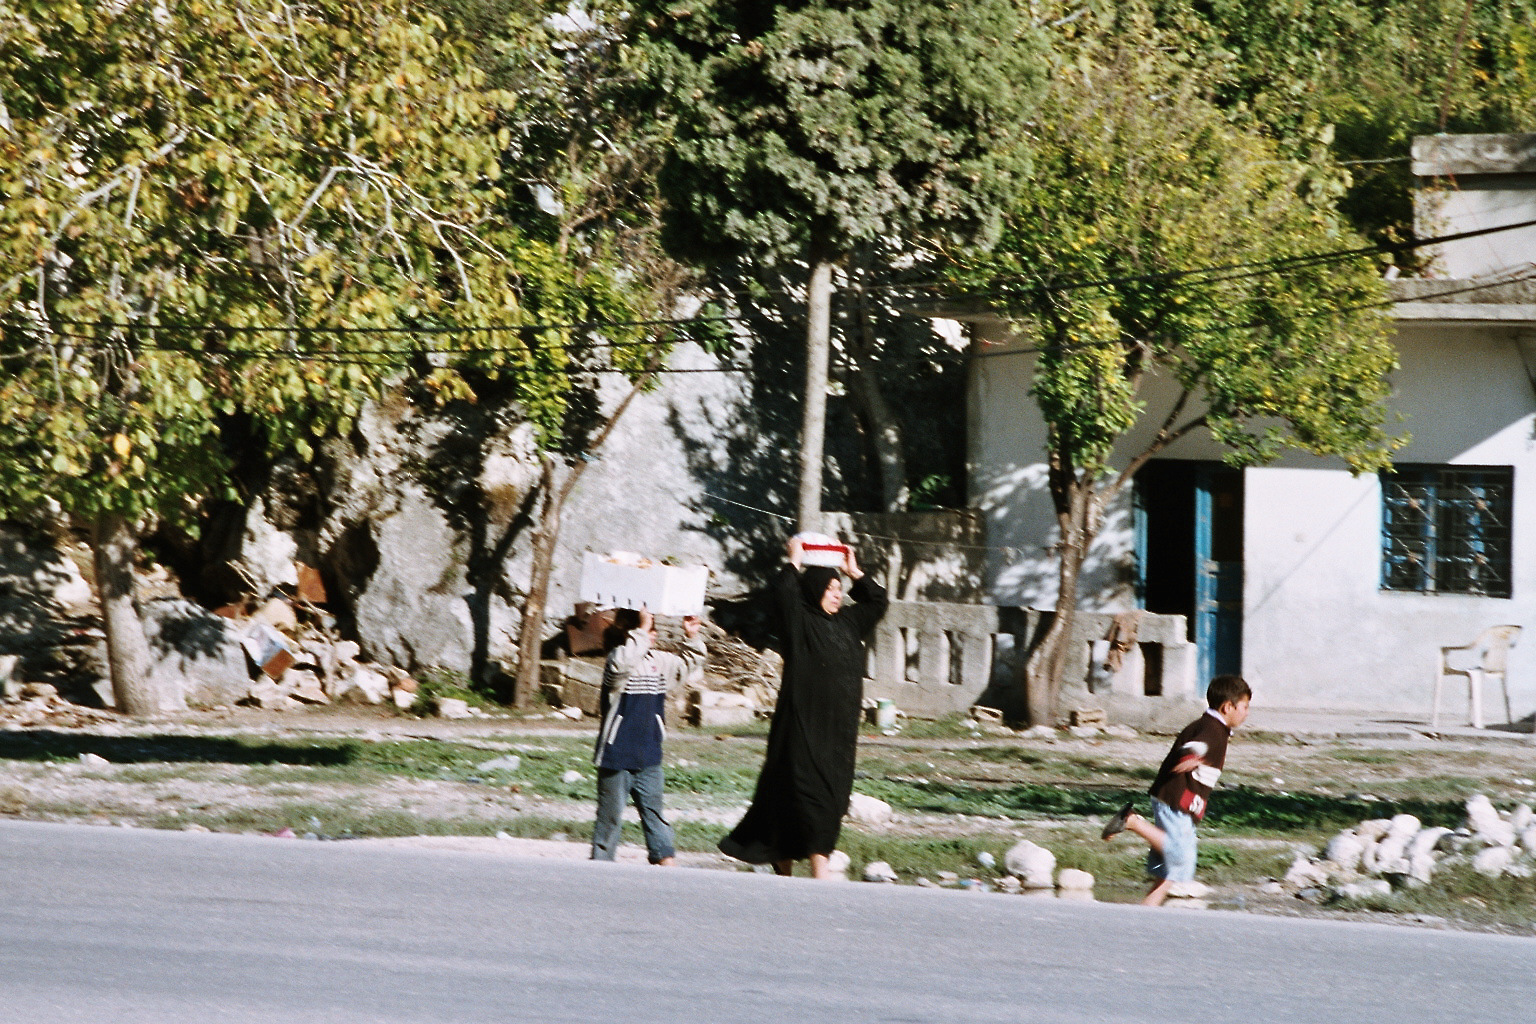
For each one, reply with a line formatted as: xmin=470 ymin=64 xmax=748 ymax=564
xmin=865 ymin=601 xmax=1200 ymax=729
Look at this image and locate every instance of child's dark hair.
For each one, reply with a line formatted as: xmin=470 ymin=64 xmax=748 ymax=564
xmin=601 ymin=608 xmax=644 ymax=652
xmin=1206 ymin=674 xmax=1251 ymax=709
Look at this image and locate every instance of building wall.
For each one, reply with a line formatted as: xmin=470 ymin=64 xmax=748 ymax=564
xmin=968 ymin=317 xmax=1536 ymax=716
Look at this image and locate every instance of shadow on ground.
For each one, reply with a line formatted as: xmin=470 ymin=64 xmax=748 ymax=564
xmin=0 ymin=731 xmax=356 ymax=766
xmin=865 ymin=778 xmax=1468 ymax=834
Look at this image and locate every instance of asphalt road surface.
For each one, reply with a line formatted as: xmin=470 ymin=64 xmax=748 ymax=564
xmin=0 ymin=819 xmax=1531 ymax=1023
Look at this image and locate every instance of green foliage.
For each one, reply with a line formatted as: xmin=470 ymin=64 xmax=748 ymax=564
xmin=952 ymin=9 xmax=1403 ymax=487
xmin=1144 ymin=0 xmax=1536 ymax=246
xmin=623 ymin=0 xmax=1048 ymax=264
xmin=0 ymin=0 xmax=652 ymax=535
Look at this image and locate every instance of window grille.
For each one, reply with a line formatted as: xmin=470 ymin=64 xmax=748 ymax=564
xmin=1381 ymin=465 xmax=1512 ymax=598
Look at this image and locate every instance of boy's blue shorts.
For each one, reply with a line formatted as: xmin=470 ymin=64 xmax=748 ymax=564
xmin=1146 ymin=798 xmax=1198 ymax=882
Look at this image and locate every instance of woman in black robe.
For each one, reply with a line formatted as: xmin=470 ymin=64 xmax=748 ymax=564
xmin=719 ymin=537 xmax=888 ymax=878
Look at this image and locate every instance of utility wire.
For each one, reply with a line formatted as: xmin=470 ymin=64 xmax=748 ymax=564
xmin=10 ymin=214 xmax=1536 ymax=346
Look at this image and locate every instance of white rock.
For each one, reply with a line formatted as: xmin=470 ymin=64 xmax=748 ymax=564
xmin=976 ymin=851 xmax=996 ymax=870
xmin=1019 ymin=725 xmax=1056 ymax=741
xmin=477 ymin=756 xmax=521 ymax=773
xmin=1387 ymin=813 xmax=1421 ymax=838
xmin=1067 ymin=725 xmax=1101 ymax=739
xmin=561 ymin=769 xmax=585 ymax=785
xmin=1334 ymin=879 xmax=1392 ymax=900
xmin=1519 ymin=827 xmax=1536 ymax=853
xmin=1003 ymin=840 xmax=1056 ymax=888
xmin=845 ymin=793 xmax=893 ymax=828
xmin=78 ymin=752 xmax=109 ymax=768
xmin=1465 ymin=794 xmax=1504 ymax=835
xmin=1356 ymin=818 xmax=1393 ymax=841
xmin=1166 ymin=880 xmax=1210 ymax=899
xmin=1372 ymin=832 xmax=1413 ymax=873
xmin=338 ymin=665 xmax=390 ymax=704
xmin=1324 ymin=831 xmax=1365 ymax=872
xmin=334 ymin=640 xmax=361 ymax=664
xmin=1056 ymin=868 xmax=1095 ymax=899
xmin=1406 ymin=827 xmax=1452 ymax=862
xmin=1408 ymin=853 xmax=1437 ymax=884
xmin=1478 ymin=819 xmax=1516 ymax=847
xmin=391 ymin=688 xmax=416 ymax=710
xmin=862 ymin=860 xmax=899 ymax=883
xmin=826 ymin=850 xmax=851 ymax=878
xmin=1283 ymin=854 xmax=1331 ymax=888
xmin=1102 ymin=724 xmax=1138 ymax=739
xmin=558 ymin=705 xmax=584 ymax=720
xmin=436 ymin=698 xmax=471 ymax=719
xmin=1473 ymin=846 xmax=1515 ymax=875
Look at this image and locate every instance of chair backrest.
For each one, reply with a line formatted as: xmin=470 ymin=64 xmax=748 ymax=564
xmin=1478 ymin=624 xmax=1522 ymax=673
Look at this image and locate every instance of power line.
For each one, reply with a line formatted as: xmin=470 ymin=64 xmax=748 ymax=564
xmin=8 ymin=215 xmax=1536 ymax=362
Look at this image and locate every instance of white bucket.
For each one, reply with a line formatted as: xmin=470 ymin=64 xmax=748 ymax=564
xmin=795 ymin=531 xmax=848 ymax=567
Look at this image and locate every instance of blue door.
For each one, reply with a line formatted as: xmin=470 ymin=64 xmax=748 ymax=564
xmin=1134 ymin=462 xmax=1244 ymax=695
xmin=1194 ymin=466 xmax=1244 ymax=686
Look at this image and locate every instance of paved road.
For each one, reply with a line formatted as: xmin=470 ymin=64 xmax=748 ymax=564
xmin=0 ymin=820 xmax=1531 ymax=1024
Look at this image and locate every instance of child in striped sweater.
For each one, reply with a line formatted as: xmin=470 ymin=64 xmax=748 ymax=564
xmin=590 ymin=606 xmax=705 ymax=864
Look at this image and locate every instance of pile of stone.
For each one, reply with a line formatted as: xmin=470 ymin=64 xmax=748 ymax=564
xmin=0 ymin=680 xmax=119 ymax=728
xmin=1282 ymin=794 xmax=1536 ymax=899
xmin=857 ymin=838 xmax=1100 ymax=900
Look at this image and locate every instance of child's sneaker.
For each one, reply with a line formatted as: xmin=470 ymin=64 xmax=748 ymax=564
xmin=1101 ymin=801 xmax=1137 ymax=840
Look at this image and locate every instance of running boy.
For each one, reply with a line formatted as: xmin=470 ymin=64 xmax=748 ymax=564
xmin=590 ymin=606 xmax=705 ymax=865
xmin=1100 ymin=674 xmax=1252 ymax=905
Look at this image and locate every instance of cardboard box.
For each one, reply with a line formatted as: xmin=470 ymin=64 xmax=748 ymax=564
xmin=578 ymin=552 xmax=708 ymax=617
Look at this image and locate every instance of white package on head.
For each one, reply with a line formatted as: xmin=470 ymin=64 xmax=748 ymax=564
xmin=578 ymin=551 xmax=709 ymax=616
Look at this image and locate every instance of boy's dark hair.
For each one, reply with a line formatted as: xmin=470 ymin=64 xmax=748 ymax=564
xmin=1206 ymin=674 xmax=1251 ymax=710
xmin=601 ymin=608 xmax=643 ymax=652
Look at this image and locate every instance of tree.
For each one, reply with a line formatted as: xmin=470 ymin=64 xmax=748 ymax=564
xmin=427 ymin=0 xmax=712 ymax=705
xmin=949 ymin=13 xmax=1404 ymax=725
xmin=1145 ymin=0 xmax=1536 ymax=251
xmin=621 ymin=0 xmax=1046 ymax=529
xmin=0 ymin=0 xmax=626 ymax=713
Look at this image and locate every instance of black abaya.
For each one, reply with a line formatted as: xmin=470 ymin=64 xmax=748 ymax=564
xmin=718 ymin=565 xmax=888 ymax=864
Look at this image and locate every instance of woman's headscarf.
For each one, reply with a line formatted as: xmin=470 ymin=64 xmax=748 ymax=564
xmin=798 ymin=566 xmax=841 ymax=613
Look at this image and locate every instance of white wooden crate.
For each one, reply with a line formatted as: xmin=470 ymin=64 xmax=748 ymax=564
xmin=578 ymin=553 xmax=708 ymax=617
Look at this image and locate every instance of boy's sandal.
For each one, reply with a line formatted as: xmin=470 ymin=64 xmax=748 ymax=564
xmin=1101 ymin=801 xmax=1137 ymax=840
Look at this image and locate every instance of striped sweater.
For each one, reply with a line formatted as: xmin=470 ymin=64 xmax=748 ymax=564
xmin=593 ymin=629 xmax=706 ymax=770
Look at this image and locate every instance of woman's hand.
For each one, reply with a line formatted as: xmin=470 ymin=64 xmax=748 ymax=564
xmin=787 ymin=535 xmax=805 ymax=569
xmin=681 ymin=614 xmax=702 ymax=638
xmin=842 ymin=546 xmax=863 ymax=580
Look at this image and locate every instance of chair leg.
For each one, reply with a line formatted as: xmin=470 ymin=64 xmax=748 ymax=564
xmin=1500 ymin=672 xmax=1512 ymax=725
xmin=1432 ymin=665 xmax=1443 ymax=732
xmin=1469 ymin=668 xmax=1484 ymax=729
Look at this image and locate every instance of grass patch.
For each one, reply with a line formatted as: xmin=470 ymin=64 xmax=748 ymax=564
xmin=1328 ymin=864 xmax=1536 ymax=929
xmin=1205 ymin=786 xmax=1465 ymax=836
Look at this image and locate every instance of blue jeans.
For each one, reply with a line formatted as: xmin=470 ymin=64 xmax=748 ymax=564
xmin=591 ymin=764 xmax=675 ymax=863
xmin=1146 ymin=798 xmax=1198 ymax=882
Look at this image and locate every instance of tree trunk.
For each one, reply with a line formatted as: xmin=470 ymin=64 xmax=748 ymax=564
xmin=847 ymin=291 xmax=909 ymax=513
xmin=796 ymin=258 xmax=835 ymax=532
xmin=1022 ymin=479 xmax=1097 ymax=727
xmin=510 ymin=364 xmax=659 ymax=707
xmin=91 ymin=512 xmax=159 ymax=716
xmin=512 ymin=457 xmax=562 ymax=709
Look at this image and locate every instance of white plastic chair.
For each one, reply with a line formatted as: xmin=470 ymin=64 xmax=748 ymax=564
xmin=1432 ymin=625 xmax=1521 ymax=730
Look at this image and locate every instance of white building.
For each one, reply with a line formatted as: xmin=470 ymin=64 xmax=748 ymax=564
xmin=967 ymin=133 xmax=1536 ymax=721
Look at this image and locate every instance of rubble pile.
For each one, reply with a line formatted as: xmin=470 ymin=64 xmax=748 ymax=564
xmin=1281 ymin=794 xmax=1536 ymax=899
xmin=699 ymin=626 xmax=782 ymax=710
xmin=0 ymin=681 xmax=119 ymax=728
